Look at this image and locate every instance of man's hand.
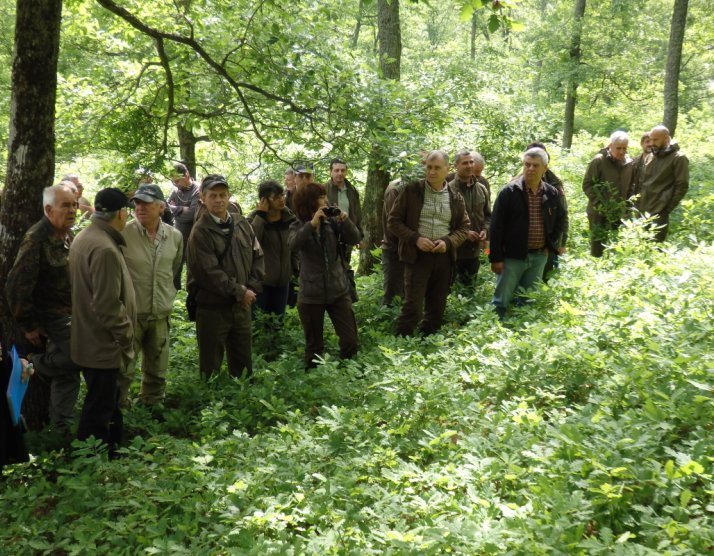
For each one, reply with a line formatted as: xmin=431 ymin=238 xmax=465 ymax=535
xmin=20 ymin=359 xmax=34 ymax=383
xmin=257 ymin=198 xmax=270 ymax=212
xmin=24 ymin=328 xmax=45 ymax=348
xmin=558 ymin=247 xmax=566 ymax=255
xmin=241 ymin=289 xmax=257 ymax=310
xmin=491 ymin=262 xmax=504 ymax=274
xmin=466 ymin=230 xmax=480 ymax=242
xmin=432 ymin=239 xmax=447 ymax=253
xmin=416 ymin=237 xmax=435 ymax=252
xmin=477 ymin=230 xmax=487 ymax=241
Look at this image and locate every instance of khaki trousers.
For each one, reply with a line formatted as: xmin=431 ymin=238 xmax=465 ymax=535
xmin=118 ymin=316 xmax=170 ymax=406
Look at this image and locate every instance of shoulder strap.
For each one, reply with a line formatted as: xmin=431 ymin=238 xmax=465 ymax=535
xmin=217 ymin=220 xmax=234 ymax=264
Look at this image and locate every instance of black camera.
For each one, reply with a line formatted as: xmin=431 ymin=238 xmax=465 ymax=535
xmin=323 ymin=206 xmax=341 ymax=217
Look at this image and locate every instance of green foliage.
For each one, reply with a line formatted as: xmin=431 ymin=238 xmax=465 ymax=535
xmin=2 ymin=140 xmax=713 ymax=554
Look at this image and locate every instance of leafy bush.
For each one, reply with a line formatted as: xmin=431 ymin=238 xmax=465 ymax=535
xmin=2 ymin=140 xmax=713 ymax=555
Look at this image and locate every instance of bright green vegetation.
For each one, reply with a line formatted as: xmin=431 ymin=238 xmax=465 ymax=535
xmin=1 ymin=143 xmax=713 ymax=554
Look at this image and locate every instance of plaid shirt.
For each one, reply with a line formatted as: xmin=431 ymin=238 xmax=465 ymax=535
xmin=418 ymin=182 xmax=452 ymax=241
xmin=526 ymin=183 xmax=546 ymax=249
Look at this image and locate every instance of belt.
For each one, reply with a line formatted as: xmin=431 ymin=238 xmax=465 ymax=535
xmin=528 ymin=247 xmax=545 ymax=253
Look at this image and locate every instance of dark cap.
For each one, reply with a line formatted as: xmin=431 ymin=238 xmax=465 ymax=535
xmin=201 ymin=174 xmax=229 ymax=192
xmin=131 ymin=184 xmax=165 ymax=203
xmin=95 ymin=187 xmax=131 ymax=212
xmin=293 ymin=163 xmax=314 ymax=175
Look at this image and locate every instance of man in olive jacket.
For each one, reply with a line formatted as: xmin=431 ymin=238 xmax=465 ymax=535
xmin=247 ymin=180 xmax=297 ymax=320
xmin=387 ymin=150 xmax=470 ymax=336
xmin=187 ymin=175 xmax=265 ymax=378
xmin=6 ymin=184 xmax=80 ymax=437
xmin=582 ymin=131 xmax=635 ymax=257
xmin=638 ymin=125 xmax=689 ymax=241
xmin=69 ymin=188 xmax=136 ymax=452
xmin=448 ymin=149 xmax=491 ymax=284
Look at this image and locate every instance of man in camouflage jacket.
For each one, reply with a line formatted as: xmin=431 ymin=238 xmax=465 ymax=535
xmin=6 ymin=184 xmax=80 ymax=437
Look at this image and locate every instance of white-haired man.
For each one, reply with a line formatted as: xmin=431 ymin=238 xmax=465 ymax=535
xmin=119 ymin=183 xmax=183 ymax=409
xmin=489 ymin=148 xmax=566 ymax=319
xmin=582 ymin=131 xmax=635 ymax=257
xmin=6 ymin=184 xmax=80 ymax=440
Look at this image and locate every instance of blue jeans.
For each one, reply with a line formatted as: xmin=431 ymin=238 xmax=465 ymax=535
xmin=492 ymin=252 xmax=548 ymax=312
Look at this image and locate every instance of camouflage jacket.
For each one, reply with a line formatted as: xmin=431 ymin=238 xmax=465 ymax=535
xmin=6 ymin=217 xmax=73 ymax=333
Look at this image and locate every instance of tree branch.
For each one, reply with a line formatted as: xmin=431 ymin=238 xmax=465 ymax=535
xmin=155 ymin=37 xmax=173 ymax=156
xmin=96 ymin=0 xmax=314 ymax=115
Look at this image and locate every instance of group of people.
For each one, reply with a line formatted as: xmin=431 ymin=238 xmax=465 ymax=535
xmin=1 ymin=125 xmax=688 ymax=460
xmin=583 ymin=125 xmax=689 ymax=255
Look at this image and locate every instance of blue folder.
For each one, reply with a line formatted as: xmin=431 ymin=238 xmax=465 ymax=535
xmin=5 ymin=345 xmax=29 ymax=426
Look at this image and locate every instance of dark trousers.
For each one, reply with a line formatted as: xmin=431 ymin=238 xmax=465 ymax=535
xmin=196 ymin=304 xmax=252 ymax=378
xmin=396 ymin=251 xmax=452 ymax=336
xmin=382 ymin=248 xmax=404 ymax=305
xmin=297 ymin=296 xmax=358 ymax=368
xmin=588 ymin=213 xmax=622 ymax=257
xmin=77 ymin=368 xmax=122 ymax=450
xmin=255 ymin=285 xmax=290 ymax=318
xmin=173 ymin=231 xmax=190 ymax=290
xmin=454 ymin=258 xmax=480 ymax=285
xmin=31 ymin=316 xmax=80 ymax=432
xmin=650 ymin=212 xmax=670 ymax=242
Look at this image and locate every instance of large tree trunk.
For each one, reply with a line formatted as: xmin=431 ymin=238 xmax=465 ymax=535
xmin=562 ymin=0 xmax=586 ymax=150
xmin=663 ymin=0 xmax=688 ymax=137
xmin=177 ymin=123 xmax=198 ymax=179
xmin=359 ymin=0 xmax=401 ymax=274
xmin=0 ymin=0 xmax=63 ymax=430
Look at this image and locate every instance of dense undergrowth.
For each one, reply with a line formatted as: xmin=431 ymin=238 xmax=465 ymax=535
xmin=1 ymin=147 xmax=713 ymax=555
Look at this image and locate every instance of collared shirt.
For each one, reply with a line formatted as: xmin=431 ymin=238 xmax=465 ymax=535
xmin=336 ymin=188 xmax=350 ymax=214
xmin=209 ymin=212 xmax=233 ymax=234
xmin=122 ymin=219 xmax=183 ymax=319
xmin=526 ymin=183 xmax=546 ymax=249
xmin=419 ymin=182 xmax=452 ymax=241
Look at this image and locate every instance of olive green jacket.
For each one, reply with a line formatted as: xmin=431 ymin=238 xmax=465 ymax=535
xmin=69 ymin=217 xmax=137 ymax=369
xmin=639 ymin=143 xmax=689 ymax=216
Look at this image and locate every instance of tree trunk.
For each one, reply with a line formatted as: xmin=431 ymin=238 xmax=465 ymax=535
xmin=663 ymin=0 xmax=688 ymax=137
xmin=177 ymin=123 xmax=198 ymax=179
xmin=0 ymin=0 xmax=63 ymax=430
xmin=376 ymin=0 xmax=401 ymax=80
xmin=359 ymin=0 xmax=401 ymax=274
xmin=562 ymin=0 xmax=586 ymax=150
xmin=470 ymin=12 xmax=477 ymax=61
xmin=351 ymin=0 xmax=364 ymax=48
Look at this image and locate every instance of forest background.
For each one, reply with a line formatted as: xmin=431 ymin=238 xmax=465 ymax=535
xmin=0 ymin=0 xmax=713 ymax=554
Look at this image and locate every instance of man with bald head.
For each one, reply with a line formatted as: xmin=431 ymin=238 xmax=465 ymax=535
xmin=582 ymin=131 xmax=635 ymax=257
xmin=387 ymin=150 xmax=470 ymax=335
xmin=6 ymin=184 xmax=80 ymax=439
xmin=638 ymin=125 xmax=689 ymax=241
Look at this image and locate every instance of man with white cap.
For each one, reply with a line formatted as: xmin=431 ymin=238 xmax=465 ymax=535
xmin=119 ymin=183 xmax=183 ymax=408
